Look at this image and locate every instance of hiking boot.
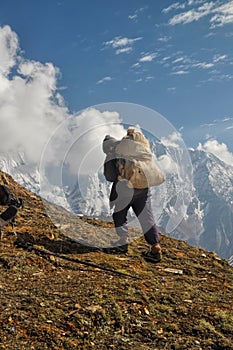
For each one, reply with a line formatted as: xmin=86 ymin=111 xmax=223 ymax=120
xmin=115 ymin=237 xmax=129 ymax=253
xmin=151 ymin=243 xmax=162 ymax=255
xmin=142 ymin=243 xmax=162 ymax=263
xmin=103 ymin=237 xmax=129 ymax=254
xmin=103 ymin=244 xmax=128 ymax=254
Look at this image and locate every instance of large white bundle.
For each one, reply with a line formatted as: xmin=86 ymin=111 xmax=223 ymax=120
xmin=115 ymin=130 xmax=165 ymax=189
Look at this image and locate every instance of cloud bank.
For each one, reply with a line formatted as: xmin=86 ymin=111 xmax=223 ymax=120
xmin=0 ymin=25 xmax=69 ymax=164
xmin=0 ymin=25 xmax=126 ymax=174
xmin=197 ymin=139 xmax=233 ymax=165
xmin=165 ymin=0 xmax=233 ymax=28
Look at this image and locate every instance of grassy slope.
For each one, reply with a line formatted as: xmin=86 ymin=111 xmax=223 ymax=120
xmin=0 ymin=170 xmax=233 ymax=350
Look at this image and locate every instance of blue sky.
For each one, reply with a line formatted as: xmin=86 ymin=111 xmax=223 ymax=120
xmin=1 ymin=0 xmax=233 ymax=154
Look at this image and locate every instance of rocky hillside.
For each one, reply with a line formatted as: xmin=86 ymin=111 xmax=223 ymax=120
xmin=1 ymin=170 xmax=233 ymax=350
xmin=1 ymin=145 xmax=233 ymax=261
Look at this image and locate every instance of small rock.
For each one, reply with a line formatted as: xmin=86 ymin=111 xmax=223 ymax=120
xmin=164 ymin=268 xmax=183 ymax=274
xmin=144 ymin=307 xmax=150 ymax=315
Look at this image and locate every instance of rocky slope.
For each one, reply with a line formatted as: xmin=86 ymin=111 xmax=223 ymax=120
xmin=0 ymin=169 xmax=233 ymax=349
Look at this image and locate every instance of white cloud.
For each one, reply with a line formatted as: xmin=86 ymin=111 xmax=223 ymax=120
xmin=0 ymin=24 xmax=124 ymax=177
xmin=213 ymin=54 xmax=227 ymax=62
xmin=104 ymin=36 xmax=142 ymax=54
xmin=213 ymin=117 xmax=233 ymax=123
xmin=0 ymin=25 xmax=18 ymax=75
xmin=115 ymin=47 xmax=132 ymax=55
xmin=200 ymin=122 xmax=216 ymax=127
xmin=169 ymin=52 xmax=228 ymax=77
xmin=162 ymin=2 xmax=185 ymax=14
xmin=0 ymin=25 xmax=69 ymax=165
xmin=128 ymin=14 xmax=138 ymax=20
xmin=188 ymin=0 xmax=206 ymax=5
xmin=192 ymin=62 xmax=214 ymax=69
xmin=205 ymin=31 xmax=216 ymax=38
xmin=110 ymin=37 xmax=140 ymax=48
xmin=161 ymin=131 xmax=183 ymax=148
xmin=167 ymin=87 xmax=177 ymax=93
xmin=162 ymin=0 xmax=206 ymax=15
xmin=157 ymin=36 xmax=171 ymax=42
xmin=210 ymin=1 xmax=233 ymax=27
xmin=65 ymin=108 xmax=126 ymax=175
xmin=167 ymin=0 xmax=233 ymax=28
xmin=198 ymin=72 xmax=233 ymax=84
xmin=145 ymin=76 xmax=154 ymax=81
xmin=136 ymin=76 xmax=154 ymax=83
xmin=197 ymin=139 xmax=233 ymax=165
xmin=217 ymin=74 xmax=233 ymax=81
xmin=169 ymin=2 xmax=215 ymax=25
xmin=171 ymin=70 xmax=189 ymax=75
xmin=131 ymin=62 xmax=140 ymax=68
xmin=162 ymin=56 xmax=171 ymax=62
xmin=128 ymin=6 xmax=147 ymax=20
xmin=139 ymin=53 xmax=157 ymax=62
xmin=222 ymin=117 xmax=233 ymax=122
xmin=96 ymin=76 xmax=112 ymax=85
xmin=172 ymin=57 xmax=185 ymax=64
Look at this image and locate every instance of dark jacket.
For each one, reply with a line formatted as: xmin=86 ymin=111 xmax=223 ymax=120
xmin=104 ymin=155 xmax=148 ymax=208
xmin=104 ymin=154 xmax=119 ymax=182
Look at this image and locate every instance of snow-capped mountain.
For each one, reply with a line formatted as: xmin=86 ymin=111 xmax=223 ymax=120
xmin=0 ymin=146 xmax=233 ymax=260
xmin=177 ymin=149 xmax=233 ymax=260
xmin=67 ymin=172 xmax=111 ymax=218
xmin=0 ymin=152 xmax=70 ymax=210
xmin=0 ymin=151 xmax=40 ymax=194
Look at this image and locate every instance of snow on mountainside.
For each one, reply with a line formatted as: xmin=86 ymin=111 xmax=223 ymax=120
xmin=0 ymin=152 xmax=70 ymax=210
xmin=0 ymin=152 xmax=40 ymax=193
xmin=67 ymin=172 xmax=111 ymax=218
xmin=229 ymin=255 xmax=233 ymax=266
xmin=169 ymin=149 xmax=233 ymax=260
xmin=188 ymin=149 xmax=233 ymax=260
xmin=0 ymin=146 xmax=233 ymax=260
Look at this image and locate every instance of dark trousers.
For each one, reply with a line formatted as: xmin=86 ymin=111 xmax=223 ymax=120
xmin=112 ymin=190 xmax=160 ymax=245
